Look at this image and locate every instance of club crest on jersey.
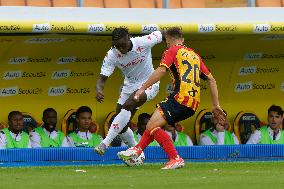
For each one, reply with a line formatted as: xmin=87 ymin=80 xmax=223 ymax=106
xmin=136 ymin=47 xmax=144 ymax=53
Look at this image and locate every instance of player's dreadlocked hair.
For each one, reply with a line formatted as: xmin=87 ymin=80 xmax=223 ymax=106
xmin=165 ymin=27 xmax=183 ymax=39
xmin=112 ymin=27 xmax=129 ymax=48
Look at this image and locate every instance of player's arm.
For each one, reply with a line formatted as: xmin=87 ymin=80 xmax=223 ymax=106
xmin=96 ymin=51 xmax=116 ymax=103
xmin=134 ymin=66 xmax=167 ymax=101
xmin=96 ymin=74 xmax=108 ymax=103
xmin=138 ymin=31 xmax=163 ymax=48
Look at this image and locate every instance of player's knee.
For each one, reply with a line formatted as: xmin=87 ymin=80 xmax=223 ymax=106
xmin=146 ymin=121 xmax=160 ymax=132
xmin=121 ymin=104 xmax=135 ymax=112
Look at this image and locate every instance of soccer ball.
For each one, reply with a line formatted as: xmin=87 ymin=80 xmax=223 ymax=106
xmin=123 ymin=152 xmax=145 ymax=166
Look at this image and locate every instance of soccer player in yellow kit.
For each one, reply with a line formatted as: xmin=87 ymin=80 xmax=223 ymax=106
xmin=118 ymin=27 xmax=224 ymax=169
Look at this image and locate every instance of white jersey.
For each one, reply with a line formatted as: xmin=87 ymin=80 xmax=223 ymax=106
xmin=246 ymin=127 xmax=282 ymax=144
xmin=29 ymin=128 xmax=68 ymax=148
xmin=199 ymin=129 xmax=239 ymax=145
xmin=100 ymin=31 xmax=163 ymax=93
xmin=0 ymin=130 xmax=31 ymax=149
xmin=66 ymin=131 xmax=103 ymax=147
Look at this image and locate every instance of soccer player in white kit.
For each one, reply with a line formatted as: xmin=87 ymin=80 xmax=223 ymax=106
xmin=94 ymin=27 xmax=163 ymax=155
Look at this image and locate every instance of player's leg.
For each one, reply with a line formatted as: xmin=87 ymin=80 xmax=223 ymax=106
xmin=118 ymin=96 xmax=194 ymax=169
xmin=119 ymin=108 xmax=138 ymax=147
xmin=118 ymin=83 xmax=159 ymax=147
xmin=95 ymin=92 xmax=147 ymax=155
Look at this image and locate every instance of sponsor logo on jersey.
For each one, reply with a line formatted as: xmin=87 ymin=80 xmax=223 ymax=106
xmin=120 ymin=56 xmax=146 ymax=69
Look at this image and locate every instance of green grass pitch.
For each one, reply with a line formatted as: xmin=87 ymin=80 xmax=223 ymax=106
xmin=1 ymin=162 xmax=284 ymax=189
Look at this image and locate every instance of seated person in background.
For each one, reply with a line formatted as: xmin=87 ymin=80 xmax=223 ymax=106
xmin=134 ymin=113 xmax=158 ymax=146
xmin=0 ymin=111 xmax=31 ymax=148
xmin=30 ymin=108 xmax=67 ymax=147
xmin=199 ymin=111 xmax=239 ymax=145
xmin=163 ymin=123 xmax=193 ymax=146
xmin=67 ymin=106 xmax=103 ymax=147
xmin=247 ymin=105 xmax=284 ymax=144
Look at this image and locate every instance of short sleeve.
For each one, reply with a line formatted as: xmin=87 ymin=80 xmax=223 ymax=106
xmin=100 ymin=50 xmax=116 ymax=77
xmin=160 ymin=48 xmax=176 ymax=68
xmin=134 ymin=31 xmax=163 ymax=48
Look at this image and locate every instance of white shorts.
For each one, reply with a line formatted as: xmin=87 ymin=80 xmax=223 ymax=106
xmin=117 ymin=82 xmax=160 ymax=105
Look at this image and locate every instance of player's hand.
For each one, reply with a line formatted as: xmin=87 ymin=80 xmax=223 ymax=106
xmin=96 ymin=90 xmax=104 ymax=103
xmin=212 ymin=105 xmax=226 ymax=125
xmin=133 ymin=89 xmax=144 ymax=102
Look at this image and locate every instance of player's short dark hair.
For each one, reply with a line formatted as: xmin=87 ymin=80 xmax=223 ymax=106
xmin=112 ymin=27 xmax=129 ymax=47
xmin=165 ymin=27 xmax=183 ymax=39
xmin=43 ymin=108 xmax=57 ymax=117
xmin=268 ymin=105 xmax=283 ymax=116
xmin=76 ymin=106 xmax=92 ymax=118
xmin=137 ymin=113 xmax=151 ymax=125
xmin=8 ymin=111 xmax=22 ymax=121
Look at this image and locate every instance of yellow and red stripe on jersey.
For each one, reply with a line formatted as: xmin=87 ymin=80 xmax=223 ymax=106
xmin=160 ymin=45 xmax=211 ymax=110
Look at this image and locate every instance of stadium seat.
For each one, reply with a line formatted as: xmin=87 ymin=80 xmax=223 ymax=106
xmin=61 ymin=109 xmax=99 ymax=135
xmin=26 ymin=0 xmax=52 ymax=7
xmin=256 ymin=0 xmax=281 ymax=7
xmin=194 ymin=109 xmax=214 ymax=144
xmin=21 ymin=112 xmax=41 ymax=133
xmin=156 ymin=0 xmax=182 ymax=8
xmin=0 ymin=122 xmax=6 ymax=130
xmin=0 ymin=0 xmax=26 ymax=6
xmin=194 ymin=109 xmax=232 ymax=144
xmin=104 ymin=0 xmax=130 ymax=8
xmin=83 ymin=0 xmax=104 ymax=7
xmin=181 ymin=0 xmax=206 ymax=8
xmin=130 ymin=0 xmax=156 ymax=8
xmin=53 ymin=0 xmax=77 ymax=7
xmin=233 ymin=111 xmax=261 ymax=144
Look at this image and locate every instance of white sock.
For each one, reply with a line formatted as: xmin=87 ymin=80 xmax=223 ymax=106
xmin=102 ymin=109 xmax=131 ymax=147
xmin=119 ymin=127 xmax=138 ymax=147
